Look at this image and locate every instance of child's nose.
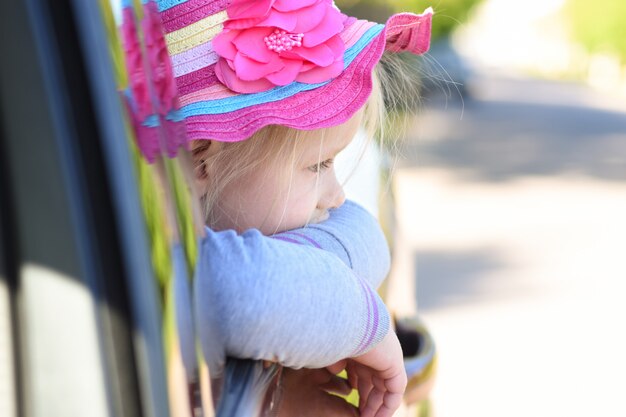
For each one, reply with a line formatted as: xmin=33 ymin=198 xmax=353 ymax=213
xmin=330 ymin=186 xmax=346 ymax=209
xmin=319 ymin=174 xmax=346 ymax=210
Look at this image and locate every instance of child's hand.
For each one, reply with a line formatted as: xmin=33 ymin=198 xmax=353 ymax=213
xmin=328 ymin=330 xmax=406 ymax=417
xmin=277 ymin=367 xmax=359 ymax=417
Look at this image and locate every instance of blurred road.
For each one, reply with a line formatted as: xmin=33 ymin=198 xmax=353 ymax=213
xmin=387 ymin=73 xmax=626 ymax=417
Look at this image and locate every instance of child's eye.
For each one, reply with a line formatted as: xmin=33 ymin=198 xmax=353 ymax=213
xmin=308 ymin=158 xmax=334 ymax=173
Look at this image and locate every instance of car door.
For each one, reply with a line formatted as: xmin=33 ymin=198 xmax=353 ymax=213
xmin=1 ymin=1 xmax=183 ymax=416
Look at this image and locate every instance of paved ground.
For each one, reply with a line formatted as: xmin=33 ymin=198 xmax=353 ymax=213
xmin=386 ymin=72 xmax=626 ymax=417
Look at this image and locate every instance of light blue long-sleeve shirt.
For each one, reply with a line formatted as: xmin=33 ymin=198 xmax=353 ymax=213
xmin=194 ymin=200 xmax=391 ymax=374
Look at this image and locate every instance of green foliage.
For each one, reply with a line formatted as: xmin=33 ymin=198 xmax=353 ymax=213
xmin=336 ymin=0 xmax=483 ymax=40
xmin=565 ymin=0 xmax=626 ymax=62
xmin=165 ymin=158 xmax=199 ymax=271
xmin=99 ymin=0 xmax=127 ymax=88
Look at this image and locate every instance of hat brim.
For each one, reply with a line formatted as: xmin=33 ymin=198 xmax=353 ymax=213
xmin=160 ymin=3 xmax=432 ymax=141
xmin=185 ymin=24 xmax=384 ymax=141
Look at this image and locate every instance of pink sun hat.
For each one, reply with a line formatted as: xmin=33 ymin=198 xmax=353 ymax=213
xmin=156 ymin=0 xmax=433 ymax=142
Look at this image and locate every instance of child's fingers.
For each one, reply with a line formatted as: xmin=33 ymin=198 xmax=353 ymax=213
xmin=360 ymin=383 xmax=384 ymax=417
xmin=361 ymin=372 xmax=407 ymax=417
xmin=362 ymin=390 xmax=401 ymax=417
xmin=320 ymin=374 xmax=353 ymax=396
xmin=373 ymin=373 xmax=407 ymax=417
xmin=382 ymin=370 xmax=407 ymax=398
xmin=357 ymin=371 xmax=373 ymax=412
xmin=326 ymin=360 xmax=347 ymax=375
xmin=373 ymin=391 xmax=404 ymax=417
xmin=346 ymin=361 xmax=358 ymax=389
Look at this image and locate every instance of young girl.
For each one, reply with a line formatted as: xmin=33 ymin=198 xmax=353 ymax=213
xmin=192 ymin=111 xmax=404 ymax=417
xmin=156 ymin=0 xmax=432 ymax=415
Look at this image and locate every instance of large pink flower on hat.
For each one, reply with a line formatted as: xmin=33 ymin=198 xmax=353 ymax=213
xmin=212 ymin=0 xmax=346 ymax=93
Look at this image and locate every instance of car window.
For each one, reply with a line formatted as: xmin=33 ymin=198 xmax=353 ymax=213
xmin=1 ymin=0 xmax=211 ymax=415
xmin=104 ymin=1 xmax=215 ymax=416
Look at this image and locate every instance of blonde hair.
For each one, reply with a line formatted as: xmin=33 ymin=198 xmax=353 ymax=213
xmin=191 ymin=59 xmax=416 ymax=230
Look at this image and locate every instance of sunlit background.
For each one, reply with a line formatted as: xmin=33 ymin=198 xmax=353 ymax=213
xmin=339 ymin=1 xmax=626 ymax=416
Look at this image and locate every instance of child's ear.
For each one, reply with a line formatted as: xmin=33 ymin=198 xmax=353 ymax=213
xmin=190 ymin=140 xmax=222 ymax=192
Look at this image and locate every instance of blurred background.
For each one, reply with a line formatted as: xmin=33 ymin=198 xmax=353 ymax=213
xmin=339 ymin=1 xmax=626 ymax=416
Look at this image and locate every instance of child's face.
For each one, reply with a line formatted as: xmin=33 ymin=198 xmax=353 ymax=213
xmin=211 ymin=114 xmax=362 ymax=235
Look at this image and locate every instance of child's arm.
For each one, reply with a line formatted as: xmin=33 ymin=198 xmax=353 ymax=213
xmin=272 ymin=200 xmax=390 ymax=290
xmin=274 ymin=200 xmax=406 ymax=417
xmin=195 ymin=225 xmax=390 ymax=374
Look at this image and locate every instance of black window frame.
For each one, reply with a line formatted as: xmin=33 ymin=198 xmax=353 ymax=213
xmin=1 ymin=1 xmax=171 ymax=416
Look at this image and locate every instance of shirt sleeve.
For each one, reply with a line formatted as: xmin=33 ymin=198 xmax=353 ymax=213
xmin=194 ymin=201 xmax=391 ymax=375
xmin=272 ymin=200 xmax=391 ymax=290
